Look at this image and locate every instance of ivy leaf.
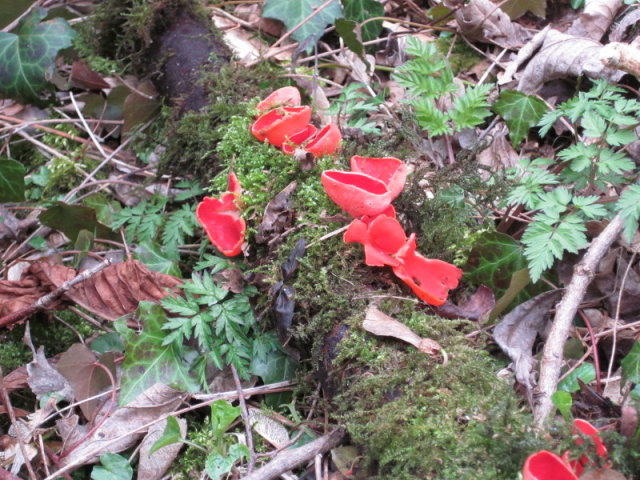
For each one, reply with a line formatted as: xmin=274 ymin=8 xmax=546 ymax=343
xmin=0 ymin=158 xmax=26 ymax=202
xmin=149 ymin=416 xmax=184 ymax=455
xmin=557 ymin=363 xmax=596 ymax=392
xmin=262 ymin=0 xmax=343 ymax=49
xmin=115 ymin=303 xmax=200 ymax=405
xmin=622 ymin=341 xmax=640 ymax=384
xmin=342 ymin=0 xmax=384 ymax=42
xmin=39 ymin=202 xmax=119 ymax=243
xmin=335 ymin=18 xmax=364 ymax=59
xmin=494 ymin=90 xmax=548 ymax=147
xmin=91 ymin=453 xmax=133 ymax=480
xmin=205 ymin=444 xmax=249 ymax=480
xmin=0 ymin=8 xmax=75 ymax=103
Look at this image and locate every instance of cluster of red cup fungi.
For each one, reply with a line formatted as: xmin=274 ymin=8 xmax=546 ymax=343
xmin=523 ymin=419 xmax=608 ymax=479
xmin=195 ymin=172 xmax=245 ymax=257
xmin=321 ymin=155 xmax=462 ymax=306
xmin=250 ymin=86 xmax=342 ymax=156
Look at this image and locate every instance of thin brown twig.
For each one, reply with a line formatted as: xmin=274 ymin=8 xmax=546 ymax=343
xmin=0 ymin=368 xmax=38 ymax=480
xmin=230 ymin=365 xmax=256 ymax=473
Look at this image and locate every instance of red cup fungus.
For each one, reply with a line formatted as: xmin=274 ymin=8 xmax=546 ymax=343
xmin=256 ymin=86 xmax=301 ymax=112
xmin=344 ymin=212 xmax=407 ymax=267
xmin=282 ymin=124 xmax=318 ymax=155
xmin=304 ymin=123 xmax=342 ymax=157
xmin=392 ymin=237 xmax=462 ymax=306
xmin=523 ymin=451 xmax=578 ymax=480
xmin=251 ymin=106 xmax=312 ymax=147
xmin=350 ymin=155 xmax=408 ymax=199
xmin=196 ymin=172 xmax=246 ymax=257
xmin=321 ymin=170 xmax=396 ymax=217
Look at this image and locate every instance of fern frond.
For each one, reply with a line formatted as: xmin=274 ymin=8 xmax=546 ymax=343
xmin=450 ymin=83 xmax=493 ymax=131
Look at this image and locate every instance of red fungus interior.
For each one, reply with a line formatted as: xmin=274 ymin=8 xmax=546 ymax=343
xmin=324 ymin=171 xmax=388 ymax=194
xmin=524 ymin=451 xmax=577 ymax=480
xmin=351 ymin=156 xmax=402 ymax=185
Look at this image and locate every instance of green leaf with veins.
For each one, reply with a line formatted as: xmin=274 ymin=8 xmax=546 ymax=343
xmin=115 ymin=303 xmax=199 ymax=405
xmin=0 ymin=8 xmax=75 ymax=103
xmin=494 ymin=90 xmax=548 ymax=147
xmin=262 ymin=0 xmax=342 ymax=49
xmin=342 ymin=0 xmax=384 ymax=42
xmin=622 ymin=341 xmax=640 ymax=384
xmin=0 ymin=158 xmax=26 ymax=202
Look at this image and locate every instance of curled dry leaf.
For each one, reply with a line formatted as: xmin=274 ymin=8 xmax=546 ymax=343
xmin=0 ymin=260 xmax=182 ymax=327
xmin=363 ymin=305 xmax=444 ymax=358
xmin=566 ymin=0 xmax=622 ymax=41
xmin=502 ymin=26 xmax=636 ymax=93
xmin=493 ymin=290 xmax=563 ymax=391
xmin=58 ymin=383 xmax=184 ymax=467
xmin=256 ymin=181 xmax=297 ymax=245
xmin=444 ymin=0 xmax=531 ymax=48
xmin=247 ymin=408 xmax=290 ymax=448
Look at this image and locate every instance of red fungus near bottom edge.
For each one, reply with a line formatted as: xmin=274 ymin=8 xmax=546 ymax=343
xmin=523 ymin=451 xmax=578 ymax=480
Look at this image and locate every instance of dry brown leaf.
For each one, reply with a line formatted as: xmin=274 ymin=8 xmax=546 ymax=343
xmin=501 ymin=27 xmax=634 ymax=93
xmin=256 ymin=181 xmax=297 ymax=245
xmin=580 ymin=468 xmax=628 ymax=480
xmin=58 ymin=383 xmax=184 ymax=467
xmin=137 ymin=417 xmax=187 ymax=480
xmin=477 ymin=123 xmax=520 ymax=172
xmin=247 ymin=407 xmax=290 ymax=448
xmin=444 ymin=0 xmax=531 ymax=48
xmin=363 ymin=305 xmax=443 ymax=357
xmin=566 ymin=0 xmax=622 ymax=41
xmin=27 ymin=347 xmax=74 ymax=402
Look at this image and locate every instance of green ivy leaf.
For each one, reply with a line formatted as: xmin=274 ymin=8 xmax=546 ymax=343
xmin=622 ymin=341 xmax=640 ymax=384
xmin=558 ymin=363 xmax=596 ymax=392
xmin=494 ymin=90 xmax=548 ymax=147
xmin=551 ymin=391 xmax=573 ymax=421
xmin=335 ymin=18 xmax=364 ymax=58
xmin=115 ymin=303 xmax=200 ymax=405
xmin=91 ymin=453 xmax=133 ymax=480
xmin=205 ymin=444 xmax=249 ymax=480
xmin=0 ymin=8 xmax=75 ymax=103
xmin=149 ymin=416 xmax=184 ymax=455
xmin=342 ymin=0 xmax=384 ymax=42
xmin=262 ymin=0 xmax=343 ymax=49
xmin=134 ymin=242 xmax=181 ymax=277
xmin=39 ymin=202 xmax=119 ymax=243
xmin=0 ymin=158 xmax=26 ymax=202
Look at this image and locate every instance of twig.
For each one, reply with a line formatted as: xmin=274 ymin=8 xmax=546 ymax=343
xmin=534 ymin=214 xmax=624 ymax=427
xmin=0 ymin=368 xmax=38 ymax=480
xmin=69 ymin=92 xmax=110 ymax=158
xmin=605 ymin=251 xmax=636 ymax=385
xmin=230 ymin=365 xmax=256 ymax=473
xmin=0 ymin=259 xmax=112 ymax=328
xmin=240 ymin=427 xmax=346 ymax=480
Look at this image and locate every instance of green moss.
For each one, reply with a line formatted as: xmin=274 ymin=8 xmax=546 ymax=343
xmin=333 ymin=311 xmax=546 ymax=479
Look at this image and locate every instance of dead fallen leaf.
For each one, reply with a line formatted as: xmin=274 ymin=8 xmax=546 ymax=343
xmin=444 ymin=0 xmax=531 ymax=48
xmin=363 ymin=305 xmax=444 ymax=357
xmin=247 ymin=408 xmax=290 ymax=448
xmin=71 ymin=60 xmax=110 ymax=90
xmin=579 ymin=468 xmax=628 ymax=480
xmin=27 ymin=347 xmax=74 ymax=402
xmin=434 ymin=285 xmax=495 ymax=321
xmin=566 ymin=0 xmax=622 ymax=42
xmin=137 ymin=417 xmax=187 ymax=480
xmin=57 ymin=344 xmax=117 ymax=421
xmin=256 ymin=181 xmax=297 ymax=245
xmin=58 ymin=383 xmax=184 ymax=467
xmin=493 ymin=290 xmax=563 ymax=390
xmin=477 ymin=123 xmax=520 ymax=172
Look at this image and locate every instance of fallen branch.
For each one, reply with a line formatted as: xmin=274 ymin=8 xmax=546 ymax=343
xmin=241 ymin=427 xmax=346 ymax=480
xmin=534 ymin=214 xmax=624 ymax=427
xmin=0 ymin=259 xmax=112 ymax=328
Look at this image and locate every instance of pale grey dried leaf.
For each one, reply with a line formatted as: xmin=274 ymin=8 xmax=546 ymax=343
xmin=445 ymin=0 xmax=531 ymax=48
xmin=138 ymin=417 xmax=187 ymax=480
xmin=493 ymin=290 xmax=563 ymax=390
xmin=59 ymin=383 xmax=184 ymax=467
xmin=247 ymin=408 xmax=290 ymax=448
xmin=27 ymin=347 xmax=74 ymax=401
xmin=566 ymin=0 xmax=622 ymax=41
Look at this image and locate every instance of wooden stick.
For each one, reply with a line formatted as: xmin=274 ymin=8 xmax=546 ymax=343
xmin=240 ymin=428 xmax=346 ymax=480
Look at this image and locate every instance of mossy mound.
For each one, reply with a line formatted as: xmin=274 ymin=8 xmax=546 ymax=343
xmin=333 ymin=311 xmax=546 ymax=479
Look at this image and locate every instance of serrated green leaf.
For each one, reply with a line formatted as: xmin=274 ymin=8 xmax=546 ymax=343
xmin=150 ymin=416 xmax=183 ymax=455
xmin=617 ymin=185 xmax=640 ymax=241
xmin=622 ymin=341 xmax=640 ymax=384
xmin=0 ymin=158 xmax=26 ymax=202
xmin=262 ymin=0 xmax=343 ymax=49
xmin=558 ymin=363 xmax=596 ymax=392
xmin=114 ymin=304 xmax=200 ymax=405
xmin=91 ymin=453 xmax=132 ymax=480
xmin=342 ymin=0 xmax=384 ymax=42
xmin=0 ymin=8 xmax=75 ymax=103
xmin=581 ymin=110 xmax=607 ymax=138
xmin=494 ymin=90 xmax=548 ymax=147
